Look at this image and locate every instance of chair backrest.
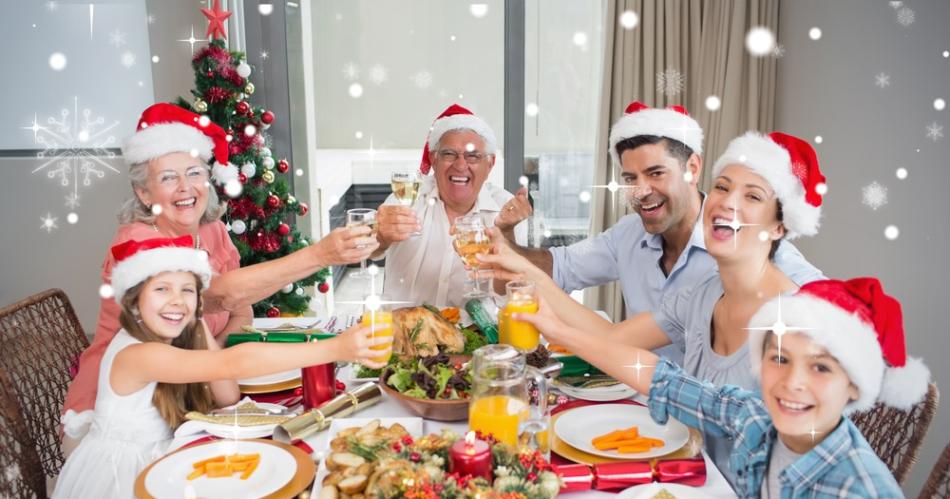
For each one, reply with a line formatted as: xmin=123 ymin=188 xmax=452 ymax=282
xmin=851 ymin=382 xmax=940 ymax=485
xmin=0 ymin=366 xmax=46 ymax=498
xmin=918 ymin=442 xmax=950 ymax=499
xmin=0 ymin=289 xmax=90 ymax=480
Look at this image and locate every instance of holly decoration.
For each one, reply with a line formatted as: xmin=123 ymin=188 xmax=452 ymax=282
xmin=176 ymin=37 xmax=329 ymax=317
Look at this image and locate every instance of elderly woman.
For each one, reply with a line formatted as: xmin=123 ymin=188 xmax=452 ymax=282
xmin=61 ymin=103 xmax=377 ymax=448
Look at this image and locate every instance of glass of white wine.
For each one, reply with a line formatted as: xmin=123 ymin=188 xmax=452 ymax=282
xmin=346 ymin=208 xmax=378 ymax=279
xmin=391 ymin=170 xmax=422 ymax=237
xmin=452 ymin=214 xmax=492 ymax=297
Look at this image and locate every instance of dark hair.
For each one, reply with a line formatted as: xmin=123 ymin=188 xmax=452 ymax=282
xmin=118 ymin=274 xmax=214 ymax=427
xmin=614 ymin=135 xmax=694 ymax=167
xmin=768 ymin=201 xmax=785 ymax=260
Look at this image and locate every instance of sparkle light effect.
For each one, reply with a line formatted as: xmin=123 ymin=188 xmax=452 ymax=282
xmin=348 ymin=83 xmax=364 ymax=98
xmin=875 ymin=72 xmax=891 ymax=88
xmin=745 ymin=27 xmax=776 ymax=56
xmin=705 ymin=95 xmax=721 ymax=111
xmin=49 ymin=52 xmax=67 ymax=71
xmin=935 ymin=98 xmax=946 ymax=111
xmin=656 ymin=67 xmax=685 ymax=97
xmin=572 ymin=32 xmax=588 ymax=46
xmin=718 ymin=196 xmax=760 ymax=251
xmin=619 ymin=10 xmax=639 ymax=30
xmin=896 ymin=168 xmax=908 ymax=180
xmin=177 ymin=26 xmax=203 ymax=54
xmin=884 ymin=225 xmax=900 ymax=240
xmin=623 ymin=351 xmax=655 ymax=385
xmin=469 ymin=3 xmax=488 ymax=18
xmin=744 ymin=294 xmax=814 ymax=356
xmin=808 ymin=27 xmax=822 ymax=40
xmin=861 ymin=181 xmax=888 ymax=210
xmin=336 ymin=264 xmax=412 ymax=334
xmin=926 ymin=122 xmax=944 ymax=142
xmin=40 ymin=213 xmax=59 ymax=233
xmin=258 ymin=3 xmax=274 ymax=16
xmin=24 ymin=97 xmax=121 ymax=209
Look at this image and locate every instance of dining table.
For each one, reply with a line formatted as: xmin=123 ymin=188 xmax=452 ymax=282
xmin=166 ymin=316 xmax=738 ymax=498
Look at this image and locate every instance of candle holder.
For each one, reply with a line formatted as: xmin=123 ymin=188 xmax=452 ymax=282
xmin=449 ymin=431 xmax=492 ymax=481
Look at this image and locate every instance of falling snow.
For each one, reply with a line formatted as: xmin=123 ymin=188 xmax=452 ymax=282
xmin=41 ymin=213 xmax=59 ymax=233
xmin=108 ymin=29 xmax=127 ymax=48
xmin=23 ymin=97 xmax=121 ymax=208
xmin=120 ymin=51 xmax=136 ymax=68
xmin=896 ymin=7 xmax=915 ymax=26
xmin=926 ymin=122 xmax=944 ymax=142
xmin=411 ymin=70 xmax=433 ymax=89
xmin=874 ymin=72 xmax=891 ymax=88
xmin=368 ymin=64 xmax=388 ymax=85
xmin=656 ymin=67 xmax=685 ymax=97
xmin=342 ymin=62 xmax=359 ymax=80
xmin=862 ymin=181 xmax=888 ymax=210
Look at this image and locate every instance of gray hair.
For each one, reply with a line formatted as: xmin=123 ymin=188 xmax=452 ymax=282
xmin=116 ymin=161 xmax=227 ymax=225
xmin=432 ymin=130 xmax=497 ymax=158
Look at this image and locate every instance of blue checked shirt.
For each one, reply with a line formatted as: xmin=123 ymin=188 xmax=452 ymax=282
xmin=649 ymin=359 xmax=903 ymax=498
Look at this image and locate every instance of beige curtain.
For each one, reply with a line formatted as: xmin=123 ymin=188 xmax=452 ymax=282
xmin=586 ymin=0 xmax=779 ymax=319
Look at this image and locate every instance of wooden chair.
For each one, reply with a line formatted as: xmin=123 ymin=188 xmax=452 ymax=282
xmin=0 ymin=366 xmax=46 ymax=498
xmin=918 ymin=442 xmax=950 ymax=499
xmin=0 ymin=289 xmax=90 ymax=482
xmin=851 ymin=382 xmax=939 ymax=485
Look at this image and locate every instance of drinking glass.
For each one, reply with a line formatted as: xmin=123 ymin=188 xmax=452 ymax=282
xmin=391 ymin=170 xmax=422 ymax=237
xmin=498 ymin=281 xmax=541 ymax=352
xmin=452 ymin=214 xmax=491 ymax=297
xmin=346 ymin=208 xmax=378 ymax=279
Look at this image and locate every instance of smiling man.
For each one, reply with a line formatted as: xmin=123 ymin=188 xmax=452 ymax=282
xmin=501 ymin=102 xmax=824 ymax=364
xmin=372 ymin=104 xmax=527 ymax=306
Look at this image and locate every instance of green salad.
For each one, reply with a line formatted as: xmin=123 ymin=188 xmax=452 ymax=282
xmin=381 ymin=353 xmax=472 ymax=400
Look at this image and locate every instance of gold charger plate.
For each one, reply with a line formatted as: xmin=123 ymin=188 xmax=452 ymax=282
xmin=134 ymin=439 xmax=315 ymax=499
xmin=550 ymin=407 xmax=704 ymax=465
xmin=239 ymin=378 xmax=302 ymax=394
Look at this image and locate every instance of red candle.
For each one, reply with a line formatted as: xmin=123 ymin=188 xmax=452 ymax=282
xmin=449 ymin=431 xmax=492 ymax=481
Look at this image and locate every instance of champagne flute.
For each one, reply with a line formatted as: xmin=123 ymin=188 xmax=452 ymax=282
xmin=346 ymin=208 xmax=378 ymax=279
xmin=391 ymin=170 xmax=423 ymax=237
xmin=452 ymin=214 xmax=491 ymax=297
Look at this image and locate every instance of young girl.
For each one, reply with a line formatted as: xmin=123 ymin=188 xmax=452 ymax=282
xmin=53 ymin=236 xmax=389 ymax=498
xmin=520 ymin=278 xmax=928 ymax=497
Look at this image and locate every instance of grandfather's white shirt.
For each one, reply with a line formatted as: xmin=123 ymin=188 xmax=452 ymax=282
xmin=379 ymin=176 xmax=528 ymax=307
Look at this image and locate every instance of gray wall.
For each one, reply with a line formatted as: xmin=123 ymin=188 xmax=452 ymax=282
xmin=776 ymin=0 xmax=949 ymax=494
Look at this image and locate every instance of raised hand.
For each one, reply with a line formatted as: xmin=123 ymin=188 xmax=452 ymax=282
xmin=376 ymin=205 xmax=421 ymax=245
xmin=494 ymin=187 xmax=533 ymax=233
xmin=335 ymin=323 xmax=392 ymax=370
xmin=313 ymin=226 xmax=379 ymax=266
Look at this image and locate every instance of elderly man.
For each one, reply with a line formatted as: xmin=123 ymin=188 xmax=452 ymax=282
xmin=372 ymin=104 xmax=527 ymax=306
xmin=498 ymin=102 xmax=824 ymax=364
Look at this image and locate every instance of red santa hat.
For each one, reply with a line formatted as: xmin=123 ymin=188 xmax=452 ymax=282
xmin=607 ymin=101 xmax=704 ymax=166
xmin=748 ymin=278 xmax=930 ymax=414
xmin=419 ymin=104 xmax=498 ymax=175
xmin=109 ymin=235 xmax=212 ymax=302
xmin=712 ymin=131 xmax=825 ymax=239
xmin=121 ymin=103 xmax=238 ymax=185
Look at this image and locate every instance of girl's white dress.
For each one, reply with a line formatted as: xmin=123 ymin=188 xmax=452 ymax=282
xmin=53 ymin=330 xmax=173 ymax=498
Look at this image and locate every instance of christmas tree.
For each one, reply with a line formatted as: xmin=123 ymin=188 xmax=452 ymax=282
xmin=176 ymin=34 xmax=329 ymax=317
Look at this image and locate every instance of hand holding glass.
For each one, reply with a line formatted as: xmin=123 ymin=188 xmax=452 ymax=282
xmin=499 ymin=280 xmax=541 ymax=352
xmin=346 ymin=208 xmax=378 ymax=279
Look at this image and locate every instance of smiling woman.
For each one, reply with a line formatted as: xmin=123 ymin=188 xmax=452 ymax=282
xmin=60 ymin=103 xmax=381 ymax=454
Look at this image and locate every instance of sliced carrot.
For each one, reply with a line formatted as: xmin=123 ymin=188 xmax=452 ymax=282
xmin=192 ymin=455 xmax=226 ymax=469
xmin=187 ymin=467 xmax=205 ymax=480
xmin=618 ymin=445 xmax=652 ymax=454
xmin=240 ymin=459 xmax=259 ymax=480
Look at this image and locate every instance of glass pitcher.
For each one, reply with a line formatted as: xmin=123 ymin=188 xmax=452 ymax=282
xmin=468 ymin=345 xmax=547 ymax=450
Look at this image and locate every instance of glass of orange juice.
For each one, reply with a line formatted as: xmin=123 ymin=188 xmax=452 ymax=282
xmin=499 ymin=281 xmax=540 ymax=352
xmin=360 ymin=306 xmax=393 ymax=365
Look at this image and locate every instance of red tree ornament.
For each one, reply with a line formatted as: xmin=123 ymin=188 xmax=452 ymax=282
xmin=237 ymin=172 xmax=247 ymax=184
xmin=318 ymin=282 xmax=330 ymax=294
xmin=235 ymin=101 xmax=250 ymax=115
xmin=277 ymin=159 xmax=290 ymax=174
xmin=205 ymin=86 xmax=230 ymax=104
xmin=278 ymin=223 xmax=290 ymax=236
xmin=298 ymin=202 xmax=309 ymax=216
xmin=267 ymin=194 xmax=281 ymax=208
xmin=261 ymin=110 xmax=275 ymax=124
xmin=266 ymin=306 xmax=281 ymax=318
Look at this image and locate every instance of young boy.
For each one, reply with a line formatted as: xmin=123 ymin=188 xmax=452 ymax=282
xmin=519 ymin=278 xmax=929 ymax=497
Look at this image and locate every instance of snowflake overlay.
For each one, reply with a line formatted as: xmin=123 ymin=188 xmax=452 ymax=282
xmin=411 ymin=70 xmax=433 ymax=89
xmin=896 ymin=7 xmax=915 ymax=26
xmin=24 ymin=96 xmax=121 ymax=208
xmin=368 ymin=64 xmax=388 ymax=85
xmin=342 ymin=62 xmax=359 ymax=80
xmin=41 ymin=213 xmax=59 ymax=233
xmin=926 ymin=122 xmax=943 ymax=142
xmin=656 ymin=67 xmax=685 ymax=97
xmin=862 ymin=182 xmax=888 ymax=210
xmin=875 ymin=73 xmax=890 ymax=88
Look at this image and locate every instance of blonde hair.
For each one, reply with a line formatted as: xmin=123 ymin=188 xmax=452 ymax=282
xmin=117 ymin=273 xmax=215 ymax=427
xmin=116 ymin=160 xmax=227 ymax=225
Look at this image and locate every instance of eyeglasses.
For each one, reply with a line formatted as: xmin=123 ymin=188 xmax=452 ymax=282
xmin=436 ymin=149 xmax=489 ymax=165
xmin=155 ymin=166 xmax=210 ymax=189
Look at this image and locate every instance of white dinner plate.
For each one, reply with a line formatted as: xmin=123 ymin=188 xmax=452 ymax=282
xmin=238 ymin=368 xmax=301 ymax=387
xmin=617 ymin=482 xmax=712 ymax=499
xmin=144 ymin=440 xmax=296 ymax=498
xmin=554 ymin=404 xmax=690 ymax=459
xmin=553 ymin=380 xmax=638 ymax=402
xmin=339 ymin=363 xmax=379 ymax=383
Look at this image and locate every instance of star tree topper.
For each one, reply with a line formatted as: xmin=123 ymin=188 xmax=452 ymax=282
xmin=202 ymin=0 xmax=232 ymax=40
